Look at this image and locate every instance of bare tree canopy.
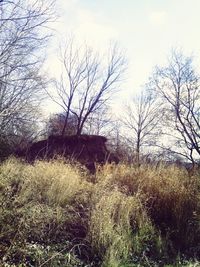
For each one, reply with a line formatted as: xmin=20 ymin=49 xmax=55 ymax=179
xmin=51 ymin=39 xmax=127 ymax=136
xmin=84 ymin=107 xmax=113 ymax=136
xmin=47 ymin=112 xmax=78 ymax=136
xmin=152 ymin=50 xmax=200 ymax=163
xmin=0 ymin=0 xmax=54 ymax=141
xmin=121 ymin=89 xmax=161 ymax=164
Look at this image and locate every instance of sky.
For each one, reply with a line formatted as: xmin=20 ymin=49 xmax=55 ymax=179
xmin=45 ymin=0 xmax=200 ymax=114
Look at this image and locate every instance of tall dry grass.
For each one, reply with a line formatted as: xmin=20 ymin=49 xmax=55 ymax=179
xmin=0 ymin=158 xmax=92 ymax=266
xmin=0 ymin=159 xmax=200 ymax=266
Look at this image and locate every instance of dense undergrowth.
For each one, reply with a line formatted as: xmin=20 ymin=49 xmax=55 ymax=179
xmin=0 ymin=158 xmax=200 ymax=266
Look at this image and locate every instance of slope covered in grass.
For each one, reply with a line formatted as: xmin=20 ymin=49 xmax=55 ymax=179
xmin=0 ymin=159 xmax=200 ymax=266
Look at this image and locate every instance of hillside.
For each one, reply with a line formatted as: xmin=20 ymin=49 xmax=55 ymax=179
xmin=0 ymin=158 xmax=200 ymax=267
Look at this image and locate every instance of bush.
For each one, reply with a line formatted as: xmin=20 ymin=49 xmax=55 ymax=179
xmin=0 ymin=137 xmax=12 ymax=162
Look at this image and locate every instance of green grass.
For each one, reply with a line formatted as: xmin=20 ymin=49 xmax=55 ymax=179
xmin=0 ymin=158 xmax=200 ymax=266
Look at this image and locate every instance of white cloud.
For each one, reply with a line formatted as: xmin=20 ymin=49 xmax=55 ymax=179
xmin=60 ymin=0 xmax=78 ymax=9
xmin=54 ymin=1 xmax=118 ymax=52
xmin=149 ymin=11 xmax=167 ymax=26
xmin=75 ymin=9 xmax=118 ymax=50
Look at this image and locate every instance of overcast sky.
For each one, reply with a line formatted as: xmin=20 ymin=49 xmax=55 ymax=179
xmin=46 ymin=0 xmax=200 ymax=113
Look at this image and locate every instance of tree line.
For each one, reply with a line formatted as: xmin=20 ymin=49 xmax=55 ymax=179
xmin=0 ymin=0 xmax=199 ymax=165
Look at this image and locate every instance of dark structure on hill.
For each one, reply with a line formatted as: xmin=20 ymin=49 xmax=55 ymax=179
xmin=16 ymin=135 xmax=119 ymax=173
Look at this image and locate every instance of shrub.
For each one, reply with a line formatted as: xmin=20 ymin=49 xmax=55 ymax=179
xmin=0 ymin=137 xmax=12 ymax=162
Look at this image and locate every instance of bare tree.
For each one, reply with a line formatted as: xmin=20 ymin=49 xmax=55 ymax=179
xmin=51 ymin=39 xmax=126 ymax=136
xmin=0 ymin=0 xmax=54 ymax=142
xmin=152 ymin=50 xmax=200 ymax=164
xmin=47 ymin=112 xmax=77 ymax=136
xmin=84 ymin=106 xmax=113 ymax=135
xmin=121 ymin=89 xmax=161 ymax=165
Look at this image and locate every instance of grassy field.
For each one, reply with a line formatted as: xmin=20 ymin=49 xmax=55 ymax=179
xmin=0 ymin=158 xmax=200 ymax=267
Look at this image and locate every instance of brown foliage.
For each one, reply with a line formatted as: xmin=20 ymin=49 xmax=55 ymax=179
xmin=17 ymin=135 xmax=119 ymax=172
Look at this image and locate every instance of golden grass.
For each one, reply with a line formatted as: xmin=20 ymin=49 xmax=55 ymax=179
xmin=0 ymin=159 xmax=200 ymax=266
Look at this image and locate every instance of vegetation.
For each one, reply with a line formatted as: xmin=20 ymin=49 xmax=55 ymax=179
xmin=0 ymin=3 xmax=200 ymax=267
xmin=1 ymin=158 xmax=200 ymax=266
xmin=0 ymin=0 xmax=54 ymax=144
